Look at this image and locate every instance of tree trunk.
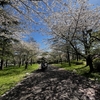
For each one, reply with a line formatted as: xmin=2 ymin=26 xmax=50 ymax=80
xmin=0 ymin=59 xmax=4 ymax=70
xmin=60 ymin=57 xmax=62 ymax=64
xmin=25 ymin=61 xmax=28 ymax=69
xmin=30 ymin=58 xmax=33 ymax=65
xmin=19 ymin=61 xmax=21 ymax=67
xmin=22 ymin=60 xmax=25 ymax=66
xmin=76 ymin=53 xmax=79 ymax=61
xmin=89 ymin=63 xmax=94 ymax=73
xmin=6 ymin=60 xmax=8 ymax=67
xmin=86 ymin=55 xmax=94 ymax=73
xmin=13 ymin=60 xmax=16 ymax=66
xmin=67 ymin=50 xmax=71 ymax=66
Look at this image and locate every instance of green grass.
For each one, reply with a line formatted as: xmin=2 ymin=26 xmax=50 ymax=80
xmin=0 ymin=64 xmax=39 ymax=96
xmin=53 ymin=61 xmax=100 ymax=82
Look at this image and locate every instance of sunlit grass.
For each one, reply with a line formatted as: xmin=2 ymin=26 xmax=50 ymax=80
xmin=0 ymin=64 xmax=39 ymax=95
xmin=53 ymin=61 xmax=100 ymax=82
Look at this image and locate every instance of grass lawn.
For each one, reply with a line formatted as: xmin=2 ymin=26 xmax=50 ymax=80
xmin=0 ymin=64 xmax=39 ymax=96
xmin=53 ymin=61 xmax=100 ymax=82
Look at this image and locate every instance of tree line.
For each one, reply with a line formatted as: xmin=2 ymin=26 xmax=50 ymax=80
xmin=0 ymin=0 xmax=100 ymax=73
xmin=0 ymin=0 xmax=40 ymax=70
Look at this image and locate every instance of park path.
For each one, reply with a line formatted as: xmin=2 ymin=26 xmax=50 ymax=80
xmin=0 ymin=66 xmax=100 ymax=100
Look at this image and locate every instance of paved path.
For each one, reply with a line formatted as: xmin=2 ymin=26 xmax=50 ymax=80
xmin=0 ymin=66 xmax=100 ymax=100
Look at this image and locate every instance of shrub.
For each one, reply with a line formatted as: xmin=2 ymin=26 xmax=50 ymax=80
xmin=93 ymin=58 xmax=100 ymax=72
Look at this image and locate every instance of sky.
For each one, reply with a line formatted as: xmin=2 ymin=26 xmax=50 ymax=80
xmin=89 ymin=0 xmax=100 ymax=6
xmin=33 ymin=33 xmax=51 ymax=50
xmin=30 ymin=0 xmax=100 ymax=51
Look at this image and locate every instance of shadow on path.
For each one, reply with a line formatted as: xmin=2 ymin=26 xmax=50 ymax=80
xmin=0 ymin=66 xmax=100 ymax=100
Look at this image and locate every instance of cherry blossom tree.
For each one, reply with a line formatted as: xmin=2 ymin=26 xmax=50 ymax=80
xmin=45 ymin=0 xmax=100 ymax=73
xmin=0 ymin=9 xmax=20 ymax=69
xmin=0 ymin=0 xmax=100 ymax=72
xmin=12 ymin=40 xmax=39 ymax=69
